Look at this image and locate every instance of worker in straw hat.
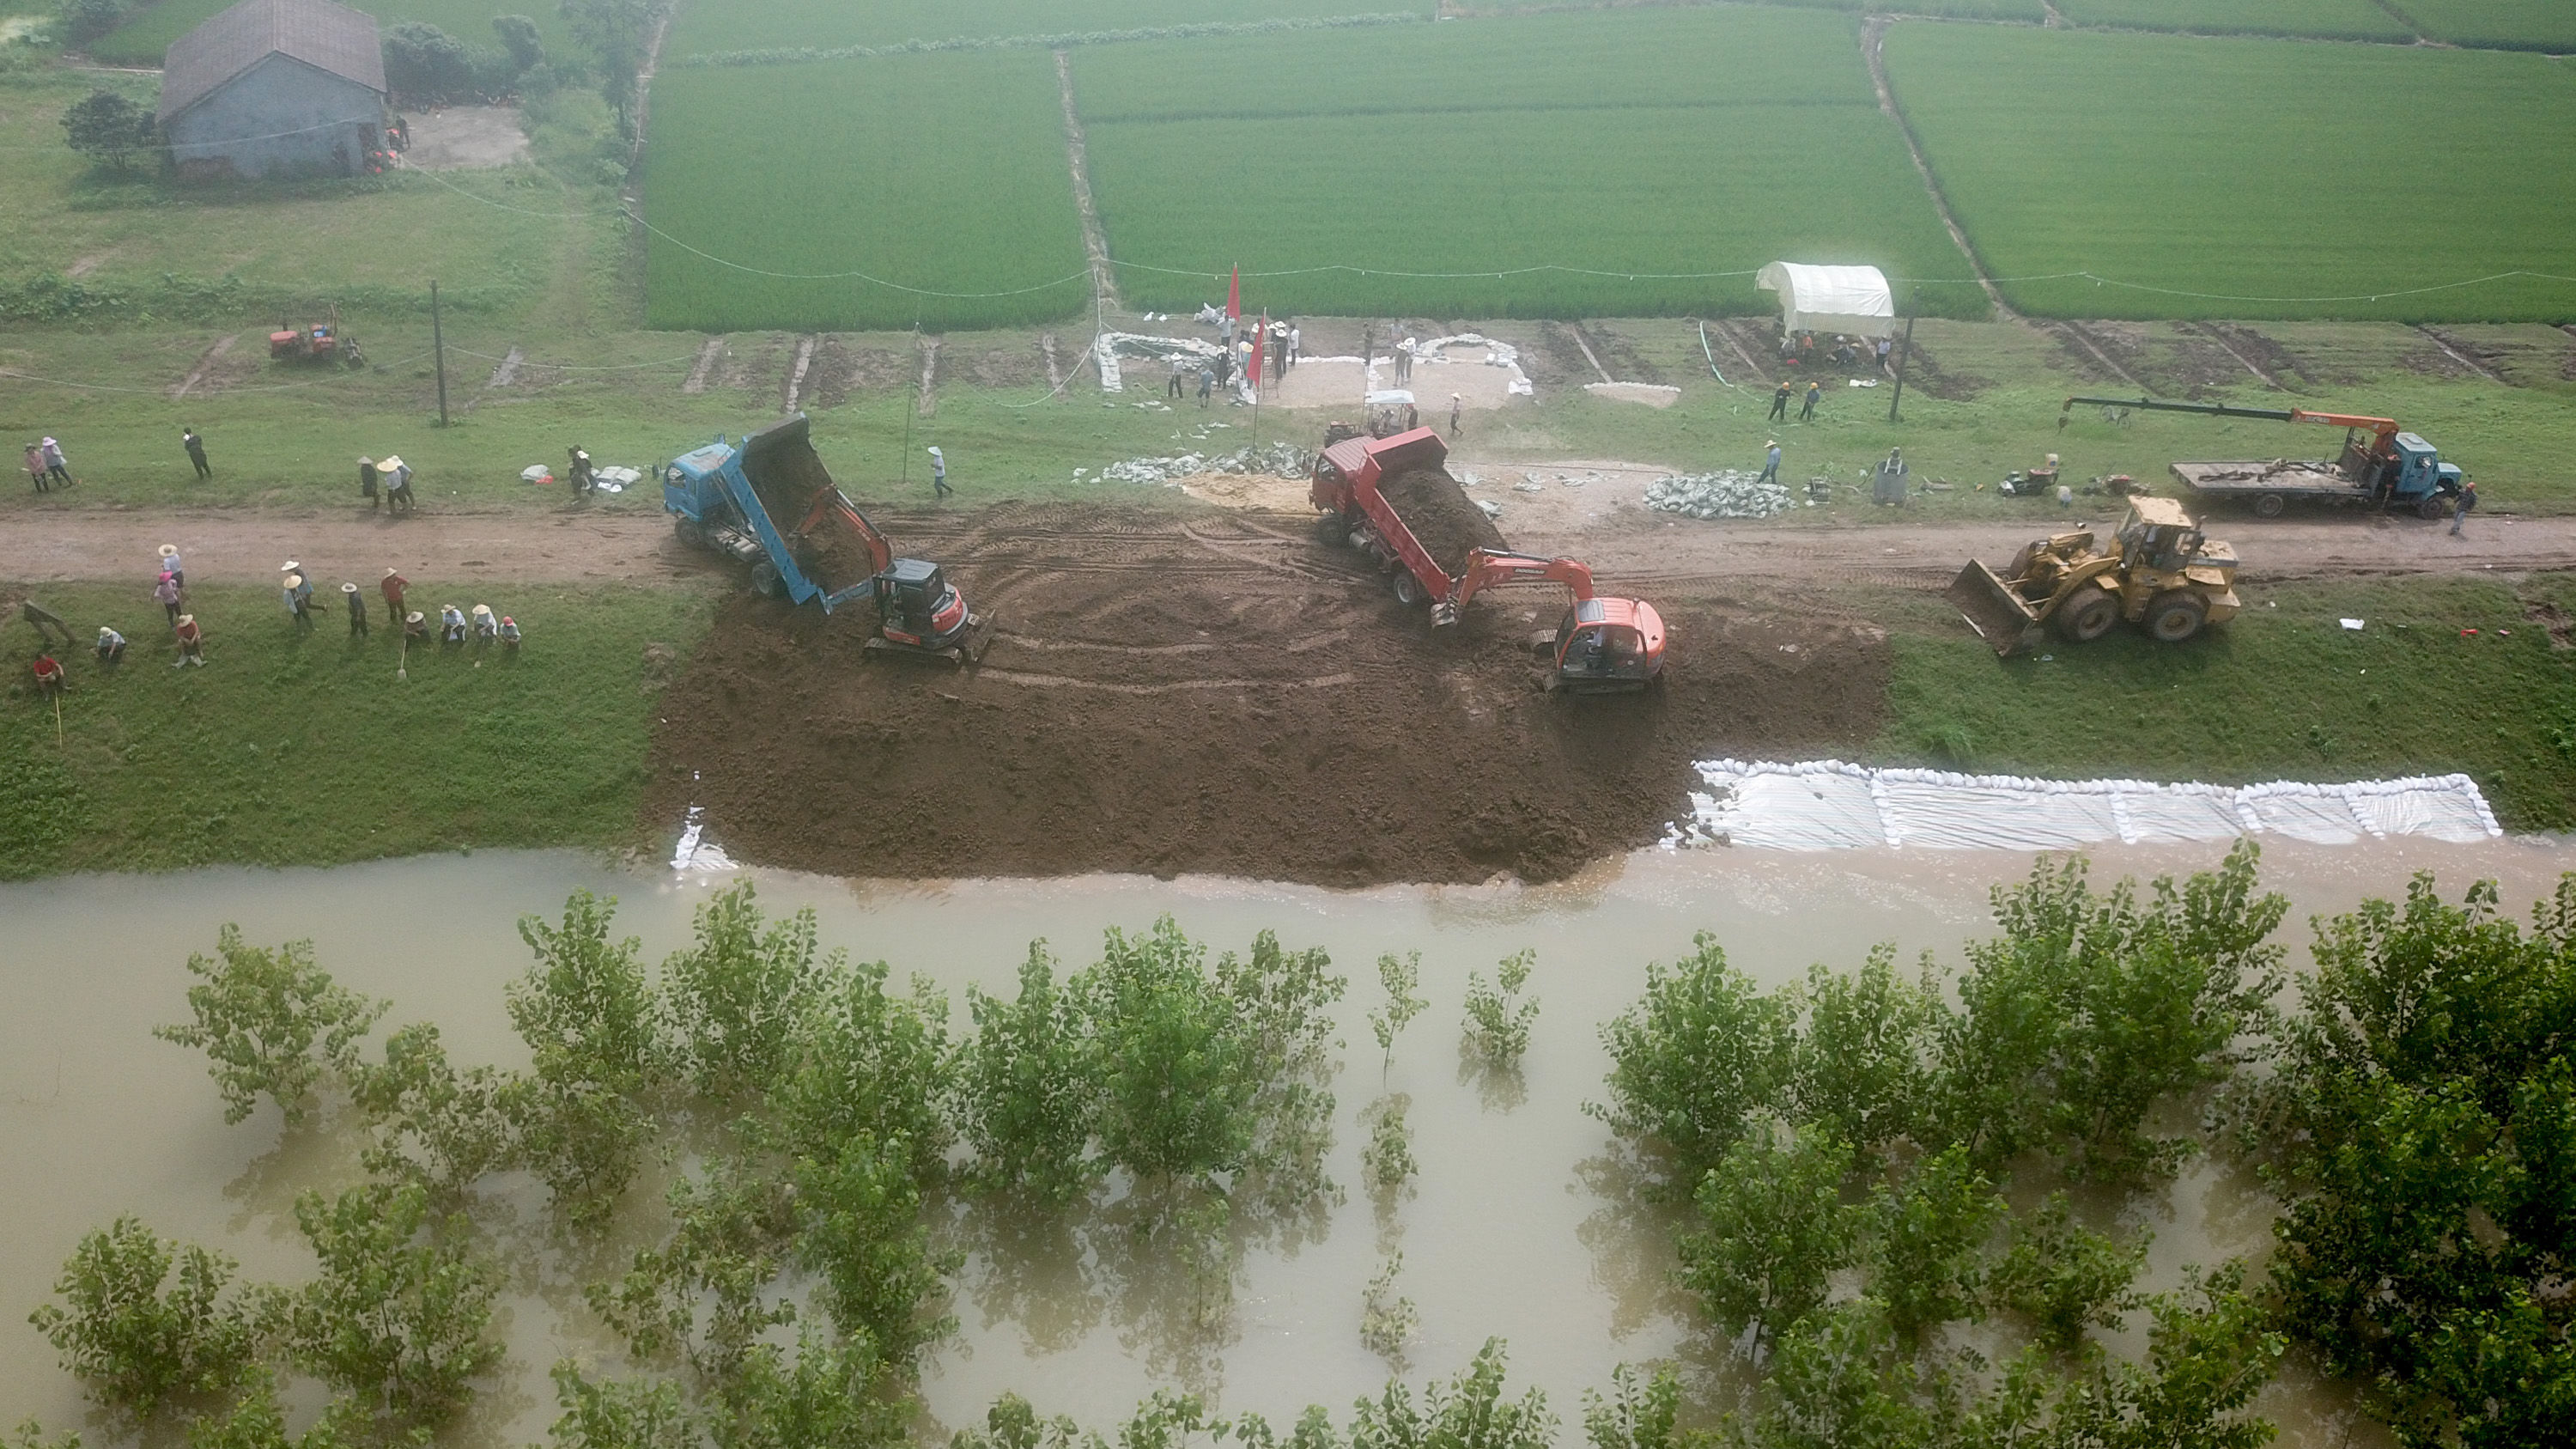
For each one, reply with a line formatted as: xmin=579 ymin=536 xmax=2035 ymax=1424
xmin=1758 ymin=439 xmax=1783 ymax=486
xmin=156 ymin=544 xmax=183 ymax=588
xmin=403 ymin=610 xmax=429 ymax=644
xmin=471 ymin=604 xmax=498 ymax=643
xmin=173 ymin=613 xmax=205 ymax=667
xmin=283 ymin=570 xmax=314 ymax=633
xmin=380 ymin=566 xmax=408 ymax=618
xmin=95 ymin=624 xmax=125 ymax=664
xmin=439 ymin=604 xmax=466 ymax=647
xmin=927 ymin=446 xmax=949 ymax=500
xmin=342 ymin=581 xmax=369 ymax=638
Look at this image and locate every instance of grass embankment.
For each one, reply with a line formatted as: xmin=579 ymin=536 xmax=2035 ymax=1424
xmin=1079 ymin=5 xmax=1979 ymax=319
xmin=1878 ymin=575 xmax=2576 ymax=830
xmin=0 ymin=581 xmax=715 ymax=878
xmin=90 ymin=0 xmax=577 ymax=65
xmin=1884 ymin=24 xmax=2576 ymax=321
xmin=641 ymin=52 xmax=1092 ymax=332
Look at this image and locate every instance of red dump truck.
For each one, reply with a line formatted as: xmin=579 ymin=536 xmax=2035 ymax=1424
xmin=1309 ymin=426 xmax=1667 ymax=691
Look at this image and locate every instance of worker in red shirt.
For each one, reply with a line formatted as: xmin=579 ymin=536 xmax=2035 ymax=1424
xmin=32 ymin=653 xmax=65 ymax=694
xmin=381 ymin=567 xmax=409 ymax=618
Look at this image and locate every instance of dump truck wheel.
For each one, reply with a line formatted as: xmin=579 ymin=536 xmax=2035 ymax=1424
xmin=2254 ymin=493 xmax=2286 ymax=519
xmin=1391 ymin=571 xmax=1425 ymax=607
xmin=674 ymin=517 xmax=707 ymax=551
xmin=750 ymin=560 xmax=785 ymax=600
xmin=2146 ymin=590 xmax=2208 ymax=643
xmin=2056 ymin=585 xmax=2118 ymax=643
xmin=2417 ymin=493 xmax=2451 ymax=521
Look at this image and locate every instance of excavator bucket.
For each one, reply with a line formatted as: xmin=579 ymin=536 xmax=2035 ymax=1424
xmin=1946 ymin=561 xmax=2041 ymax=657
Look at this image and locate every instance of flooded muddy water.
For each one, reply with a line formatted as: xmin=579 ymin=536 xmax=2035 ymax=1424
xmin=8 ymin=837 xmax=2574 ymax=1445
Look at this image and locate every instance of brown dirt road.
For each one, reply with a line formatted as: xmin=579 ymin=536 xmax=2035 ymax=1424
xmin=3 ymin=502 xmax=2567 ymax=595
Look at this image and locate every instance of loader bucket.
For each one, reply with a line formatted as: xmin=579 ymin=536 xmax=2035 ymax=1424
xmin=1946 ymin=561 xmax=2041 ymax=657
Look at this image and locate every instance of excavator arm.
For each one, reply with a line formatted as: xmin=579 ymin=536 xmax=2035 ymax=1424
xmin=1447 ymin=550 xmax=1597 ymax=615
xmin=793 ymin=487 xmax=895 ymax=575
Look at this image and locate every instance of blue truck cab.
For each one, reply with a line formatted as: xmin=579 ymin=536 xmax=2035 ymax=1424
xmin=2386 ymin=432 xmax=2464 ymax=503
xmin=660 ymin=414 xmax=873 ymax=612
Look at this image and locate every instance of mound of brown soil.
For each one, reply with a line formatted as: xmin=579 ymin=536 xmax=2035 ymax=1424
xmin=1379 ymin=468 xmax=1505 ymax=572
xmin=641 ymin=503 xmax=1887 ymax=887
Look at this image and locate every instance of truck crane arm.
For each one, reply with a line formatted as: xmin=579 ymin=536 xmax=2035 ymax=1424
xmin=2060 ymin=395 xmax=2400 ymax=447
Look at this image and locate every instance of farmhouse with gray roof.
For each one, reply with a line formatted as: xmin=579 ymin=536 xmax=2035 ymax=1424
xmin=158 ymin=0 xmax=388 ymax=180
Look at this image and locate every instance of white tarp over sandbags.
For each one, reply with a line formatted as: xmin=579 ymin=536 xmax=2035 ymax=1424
xmin=1665 ymin=760 xmax=2501 ymax=852
xmin=1756 ymin=262 xmax=1897 ymax=339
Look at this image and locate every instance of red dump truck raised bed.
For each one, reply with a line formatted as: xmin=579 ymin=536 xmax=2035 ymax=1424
xmin=1309 ymin=427 xmax=1668 ymax=691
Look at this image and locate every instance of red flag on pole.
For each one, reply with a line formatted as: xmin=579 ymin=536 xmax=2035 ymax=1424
xmin=1226 ymin=265 xmax=1241 ymax=320
xmin=1248 ymin=310 xmax=1265 ymax=388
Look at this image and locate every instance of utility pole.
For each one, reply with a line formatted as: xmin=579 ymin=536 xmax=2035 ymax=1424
xmin=1886 ymin=309 xmax=1917 ymax=424
xmin=430 ymin=280 xmax=449 ymax=427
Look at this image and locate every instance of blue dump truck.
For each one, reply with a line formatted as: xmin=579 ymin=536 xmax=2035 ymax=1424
xmin=662 ymin=413 xmax=993 ymax=662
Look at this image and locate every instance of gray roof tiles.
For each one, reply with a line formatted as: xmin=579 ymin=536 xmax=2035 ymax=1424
xmin=158 ymin=0 xmax=386 ymax=124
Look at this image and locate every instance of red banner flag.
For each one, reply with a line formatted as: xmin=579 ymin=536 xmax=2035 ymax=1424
xmin=1248 ymin=310 xmax=1265 ymax=388
xmin=1226 ymin=265 xmax=1241 ymax=320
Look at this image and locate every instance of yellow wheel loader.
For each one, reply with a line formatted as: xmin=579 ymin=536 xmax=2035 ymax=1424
xmin=1946 ymin=496 xmax=2241 ymax=657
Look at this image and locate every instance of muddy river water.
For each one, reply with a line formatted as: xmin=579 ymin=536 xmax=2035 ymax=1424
xmin=9 ymin=837 xmax=2575 ymax=1446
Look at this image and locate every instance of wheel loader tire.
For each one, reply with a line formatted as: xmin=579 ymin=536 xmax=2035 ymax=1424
xmin=2055 ymin=584 xmax=2118 ymax=643
xmin=2417 ymin=493 xmax=2452 ymax=521
xmin=750 ymin=560 xmax=785 ymax=600
xmin=2146 ymin=589 xmax=2208 ymax=643
xmin=2254 ymin=492 xmax=2286 ymax=519
xmin=1391 ymin=570 xmax=1425 ymax=607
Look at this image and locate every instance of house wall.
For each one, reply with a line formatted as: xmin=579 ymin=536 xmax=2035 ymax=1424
xmin=167 ymin=54 xmax=385 ymax=181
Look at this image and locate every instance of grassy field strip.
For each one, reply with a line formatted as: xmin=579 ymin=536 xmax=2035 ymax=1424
xmin=2396 ymin=0 xmax=2576 ymax=50
xmin=1884 ymin=23 xmax=2576 ymax=321
xmin=1471 ymin=0 xmax=2050 ymax=16
xmin=662 ymin=0 xmax=1413 ymax=56
xmin=1075 ymin=3 xmax=1880 ymax=120
xmin=1881 ymin=575 xmax=2576 ymax=831
xmin=0 ymin=72 xmax=554 ymax=314
xmin=641 ymin=52 xmax=1091 ymax=332
xmin=0 ymin=582 xmax=714 ymax=878
xmin=1078 ymin=5 xmax=1977 ymax=319
xmin=93 ymin=0 xmax=574 ymax=66
xmin=2051 ymin=0 xmax=2413 ymax=40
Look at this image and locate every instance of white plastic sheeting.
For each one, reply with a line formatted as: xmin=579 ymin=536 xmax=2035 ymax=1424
xmin=1664 ymin=760 xmax=2502 ymax=852
xmin=1370 ymin=333 xmax=1535 ymax=397
xmin=1756 ymin=263 xmax=1896 ymax=339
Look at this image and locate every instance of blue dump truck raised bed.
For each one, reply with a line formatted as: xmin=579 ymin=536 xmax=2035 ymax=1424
xmin=663 ymin=413 xmax=993 ymax=662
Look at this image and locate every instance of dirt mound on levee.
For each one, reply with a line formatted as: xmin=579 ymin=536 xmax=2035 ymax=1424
xmin=1379 ymin=467 xmax=1504 ymax=571
xmin=642 ymin=503 xmax=1887 ymax=887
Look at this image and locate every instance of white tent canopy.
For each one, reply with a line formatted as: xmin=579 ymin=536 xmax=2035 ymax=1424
xmin=1756 ymin=262 xmax=1896 ymax=339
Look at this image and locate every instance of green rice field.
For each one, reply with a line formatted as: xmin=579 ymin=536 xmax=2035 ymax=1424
xmin=2050 ymin=0 xmax=2413 ymax=40
xmin=663 ymin=0 xmax=1422 ymax=58
xmin=640 ymin=50 xmax=1091 ymax=332
xmin=2397 ymin=0 xmax=2576 ymax=50
xmin=1078 ymin=5 xmax=1978 ymax=319
xmin=91 ymin=0 xmax=572 ymax=66
xmin=1885 ymin=22 xmax=2576 ymax=321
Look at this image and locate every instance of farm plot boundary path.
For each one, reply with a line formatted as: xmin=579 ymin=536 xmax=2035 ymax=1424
xmin=8 ymin=508 xmax=2574 ymax=591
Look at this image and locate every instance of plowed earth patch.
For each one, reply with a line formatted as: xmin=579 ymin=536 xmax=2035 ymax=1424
xmin=642 ymin=503 xmax=1889 ymax=886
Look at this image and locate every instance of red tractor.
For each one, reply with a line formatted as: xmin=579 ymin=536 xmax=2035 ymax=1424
xmin=270 ymin=303 xmax=361 ymax=368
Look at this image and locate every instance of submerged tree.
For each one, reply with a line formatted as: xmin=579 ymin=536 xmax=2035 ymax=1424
xmin=155 ymin=927 xmax=386 ymax=1125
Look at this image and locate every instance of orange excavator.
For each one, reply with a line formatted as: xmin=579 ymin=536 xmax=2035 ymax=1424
xmin=789 ymin=488 xmax=995 ymax=664
xmin=1311 ymin=427 xmax=1666 ymax=692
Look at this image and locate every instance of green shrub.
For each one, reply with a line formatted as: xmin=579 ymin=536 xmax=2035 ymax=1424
xmin=283 ymin=1184 xmax=501 ymax=1427
xmin=155 ymin=927 xmax=387 ymax=1126
xmin=26 ymin=1218 xmax=259 ymax=1419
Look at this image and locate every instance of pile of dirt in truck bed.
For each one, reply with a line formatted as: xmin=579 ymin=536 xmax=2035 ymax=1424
xmin=641 ymin=502 xmax=1888 ymax=888
xmin=1380 ymin=467 xmax=1504 ymax=570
